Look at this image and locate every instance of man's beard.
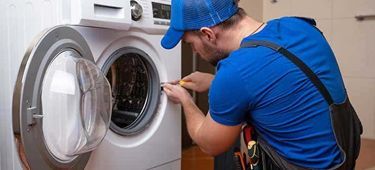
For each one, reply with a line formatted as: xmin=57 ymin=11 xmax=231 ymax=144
xmin=202 ymin=40 xmax=230 ymax=66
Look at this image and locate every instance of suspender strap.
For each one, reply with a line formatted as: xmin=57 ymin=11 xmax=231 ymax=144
xmin=240 ymin=40 xmax=334 ymax=105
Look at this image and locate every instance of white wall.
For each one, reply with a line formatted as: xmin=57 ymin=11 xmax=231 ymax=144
xmin=239 ymin=0 xmax=263 ymax=21
xmin=263 ymin=0 xmax=375 ymax=139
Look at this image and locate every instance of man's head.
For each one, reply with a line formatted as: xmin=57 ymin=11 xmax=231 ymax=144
xmin=182 ymin=9 xmax=247 ymax=66
xmin=161 ymin=0 xmax=239 ymax=49
xmin=161 ymin=0 xmax=245 ymax=65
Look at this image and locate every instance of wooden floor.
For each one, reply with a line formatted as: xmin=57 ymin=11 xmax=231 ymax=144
xmin=182 ymin=146 xmax=214 ymax=170
xmin=182 ymin=139 xmax=375 ymax=170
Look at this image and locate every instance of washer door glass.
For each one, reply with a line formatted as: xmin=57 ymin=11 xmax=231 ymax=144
xmin=41 ymin=50 xmax=111 ymax=161
xmin=13 ymin=26 xmax=112 ymax=169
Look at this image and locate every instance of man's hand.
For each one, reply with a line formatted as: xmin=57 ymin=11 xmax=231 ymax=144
xmin=180 ymin=71 xmax=214 ymax=93
xmin=163 ymin=82 xmax=241 ymax=157
xmin=162 ymin=83 xmax=193 ymax=104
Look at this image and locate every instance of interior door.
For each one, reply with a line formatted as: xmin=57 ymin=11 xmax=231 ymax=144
xmin=12 ymin=26 xmax=112 ymax=169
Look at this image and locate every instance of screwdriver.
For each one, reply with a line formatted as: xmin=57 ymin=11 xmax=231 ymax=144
xmin=160 ymin=80 xmax=189 ymax=91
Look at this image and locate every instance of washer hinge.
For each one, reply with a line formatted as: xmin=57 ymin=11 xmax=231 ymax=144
xmin=27 ymin=107 xmax=43 ymax=126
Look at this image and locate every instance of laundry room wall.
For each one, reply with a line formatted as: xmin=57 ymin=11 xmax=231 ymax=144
xmin=263 ymin=0 xmax=375 ymax=139
xmin=239 ymin=0 xmax=263 ymax=21
xmin=181 ymin=0 xmax=375 ymax=145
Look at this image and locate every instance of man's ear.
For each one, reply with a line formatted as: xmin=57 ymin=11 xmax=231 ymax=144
xmin=199 ymin=27 xmax=217 ymax=42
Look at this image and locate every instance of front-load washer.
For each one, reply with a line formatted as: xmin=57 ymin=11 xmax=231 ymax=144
xmin=0 ymin=0 xmax=181 ymax=169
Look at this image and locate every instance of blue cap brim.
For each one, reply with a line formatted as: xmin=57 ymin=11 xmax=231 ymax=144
xmin=161 ymin=27 xmax=184 ymax=49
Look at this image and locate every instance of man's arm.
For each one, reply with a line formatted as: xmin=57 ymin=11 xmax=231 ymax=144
xmin=183 ymin=99 xmax=242 ymax=156
xmin=163 ymin=84 xmax=242 ymax=156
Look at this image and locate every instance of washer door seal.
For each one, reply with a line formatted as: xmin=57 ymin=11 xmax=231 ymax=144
xmin=102 ymin=47 xmax=161 ymax=136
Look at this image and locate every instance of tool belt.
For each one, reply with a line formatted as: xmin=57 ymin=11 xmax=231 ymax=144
xmin=233 ymin=20 xmax=363 ymax=170
xmin=235 ymin=124 xmax=295 ymax=170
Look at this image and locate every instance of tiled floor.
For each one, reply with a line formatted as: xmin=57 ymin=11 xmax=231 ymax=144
xmin=182 ymin=138 xmax=375 ymax=170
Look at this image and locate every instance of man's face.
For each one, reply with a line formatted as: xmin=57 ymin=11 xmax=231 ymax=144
xmin=183 ymin=31 xmax=229 ymax=66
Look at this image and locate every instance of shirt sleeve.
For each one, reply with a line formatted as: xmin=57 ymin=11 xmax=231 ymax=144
xmin=209 ymin=62 xmax=250 ymax=126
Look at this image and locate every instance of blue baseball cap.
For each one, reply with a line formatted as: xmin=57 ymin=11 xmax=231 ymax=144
xmin=161 ymin=0 xmax=239 ymax=49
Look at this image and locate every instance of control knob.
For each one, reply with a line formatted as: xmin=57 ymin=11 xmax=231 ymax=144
xmin=131 ymin=1 xmax=143 ymax=21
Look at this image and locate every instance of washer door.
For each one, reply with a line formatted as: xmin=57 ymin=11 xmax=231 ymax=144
xmin=12 ymin=26 xmax=112 ymax=169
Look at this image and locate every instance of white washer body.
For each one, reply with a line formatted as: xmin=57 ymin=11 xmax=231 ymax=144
xmin=0 ymin=0 xmax=181 ymax=169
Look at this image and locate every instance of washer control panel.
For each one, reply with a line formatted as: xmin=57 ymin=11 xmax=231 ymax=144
xmin=132 ymin=0 xmax=172 ymax=34
xmin=70 ymin=0 xmax=172 ymax=33
xmin=151 ymin=2 xmax=171 ymax=26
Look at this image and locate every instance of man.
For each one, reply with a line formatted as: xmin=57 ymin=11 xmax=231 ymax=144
xmin=161 ymin=0 xmax=361 ymax=169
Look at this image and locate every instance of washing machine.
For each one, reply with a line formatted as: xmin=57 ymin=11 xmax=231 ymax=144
xmin=0 ymin=0 xmax=181 ymax=169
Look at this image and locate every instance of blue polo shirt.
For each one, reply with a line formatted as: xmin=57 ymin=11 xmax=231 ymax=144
xmin=209 ymin=17 xmax=344 ymax=168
